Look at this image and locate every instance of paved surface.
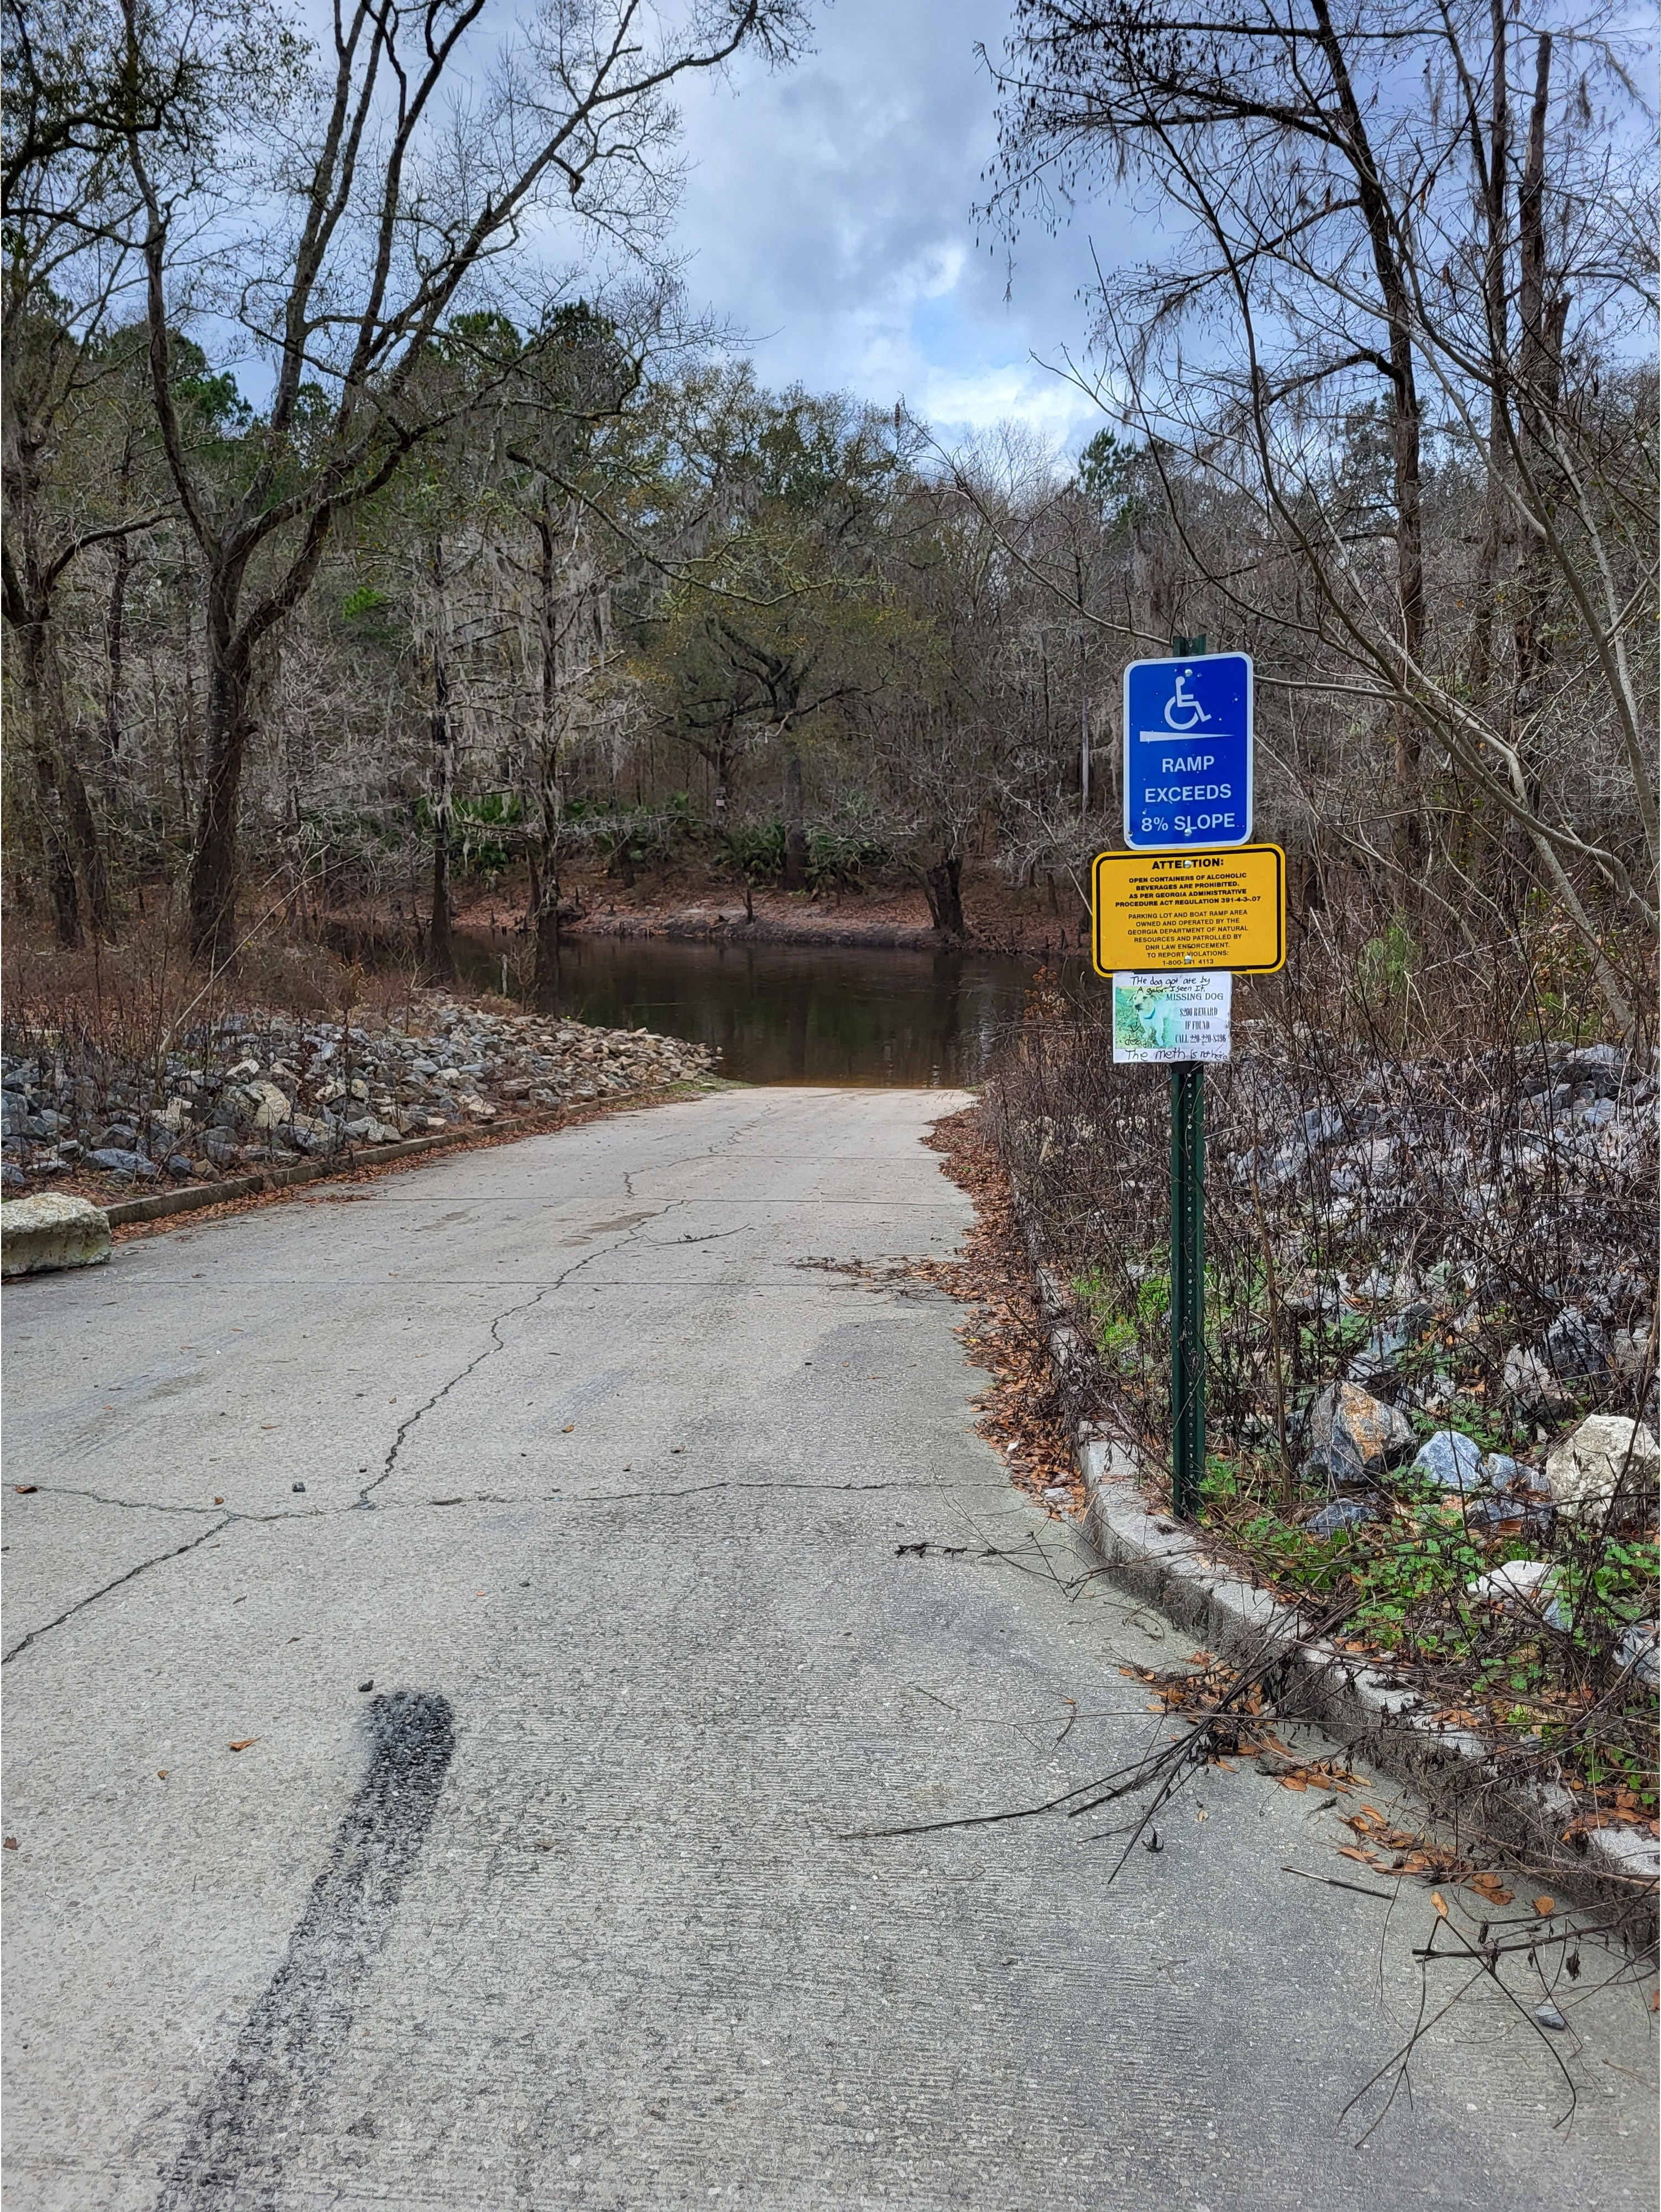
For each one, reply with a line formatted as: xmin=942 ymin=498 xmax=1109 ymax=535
xmin=2 ymin=1086 xmax=1655 ymax=2211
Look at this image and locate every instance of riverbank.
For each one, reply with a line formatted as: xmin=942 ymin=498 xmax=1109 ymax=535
xmin=561 ymin=884 xmax=1083 ymax=957
xmin=429 ymin=865 xmax=1090 ymax=961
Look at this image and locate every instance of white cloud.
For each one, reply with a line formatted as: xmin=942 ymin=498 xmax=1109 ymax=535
xmin=666 ymin=0 xmax=1135 ymax=447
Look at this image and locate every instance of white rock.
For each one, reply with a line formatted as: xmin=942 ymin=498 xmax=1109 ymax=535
xmin=1545 ymin=1415 xmax=1660 ymax=1522
xmin=1618 ymin=1620 xmax=1659 ymax=1687
xmin=247 ymin=1079 xmax=293 ymax=1130
xmin=1466 ymin=1559 xmax=1556 ymax=1608
xmin=1 ymin=1191 xmax=112 ymax=1278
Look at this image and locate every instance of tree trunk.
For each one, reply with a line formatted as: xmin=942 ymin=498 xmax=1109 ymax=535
xmin=1512 ymin=33 xmax=1559 ymax=798
xmin=64 ymin=755 xmax=112 ymax=937
xmin=103 ymin=432 xmax=134 ymax=766
xmin=13 ymin=607 xmax=84 ymax=948
xmin=426 ymin=649 xmax=457 ymax=982
xmin=713 ymin=718 xmax=734 ymax=827
xmin=922 ymin=849 xmax=965 ymax=937
xmin=781 ymin=734 xmax=807 ymax=889
xmin=1467 ymin=0 xmax=1510 ymax=718
xmin=1309 ymin=0 xmax=1424 ymax=863
xmin=530 ymin=838 xmax=562 ymax=1009
xmin=187 ymin=645 xmax=253 ymax=967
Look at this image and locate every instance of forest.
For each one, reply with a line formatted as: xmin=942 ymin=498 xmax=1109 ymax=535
xmin=2 ymin=0 xmax=1654 ymax=1037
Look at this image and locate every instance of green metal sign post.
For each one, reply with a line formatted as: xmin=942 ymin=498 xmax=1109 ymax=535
xmin=1169 ymin=1058 xmax=1206 ymax=1519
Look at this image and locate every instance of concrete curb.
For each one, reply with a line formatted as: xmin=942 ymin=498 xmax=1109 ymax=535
xmin=1026 ymin=1260 xmax=1660 ymax=1924
xmin=102 ymin=1119 xmax=521 ymax=1228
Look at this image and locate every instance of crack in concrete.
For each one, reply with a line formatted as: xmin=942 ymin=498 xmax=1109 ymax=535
xmin=354 ymin=1204 xmax=678 ymax=1508
xmin=6 ymin=1484 xmax=224 ymax=1519
xmin=2 ymin=1515 xmax=233 ymax=1666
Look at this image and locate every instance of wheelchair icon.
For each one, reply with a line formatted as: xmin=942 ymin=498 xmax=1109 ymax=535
xmin=1163 ymin=668 xmax=1211 ymax=732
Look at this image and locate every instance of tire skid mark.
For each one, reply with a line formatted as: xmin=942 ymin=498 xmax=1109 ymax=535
xmin=156 ymin=1691 xmax=456 ymax=2210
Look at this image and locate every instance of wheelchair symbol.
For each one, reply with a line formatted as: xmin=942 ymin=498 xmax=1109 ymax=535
xmin=1163 ymin=668 xmax=1211 ymax=732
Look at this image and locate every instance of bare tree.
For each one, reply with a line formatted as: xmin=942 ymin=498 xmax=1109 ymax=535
xmin=123 ymin=0 xmax=807 ymax=963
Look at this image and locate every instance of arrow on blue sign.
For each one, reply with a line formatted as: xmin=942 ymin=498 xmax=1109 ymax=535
xmin=1122 ymin=651 xmax=1253 ymax=851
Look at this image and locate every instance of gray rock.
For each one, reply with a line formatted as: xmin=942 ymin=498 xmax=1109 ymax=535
xmin=87 ymin=1147 xmax=160 ymax=1179
xmin=1300 ymin=1104 xmax=1346 ymax=1148
xmin=1347 ymin=1321 xmax=1408 ymax=1385
xmin=1411 ymin=1430 xmax=1486 ymax=1492
xmin=1 ymin=1162 xmax=25 ymax=1191
xmin=1533 ymin=2003 xmax=1567 ymax=2031
xmin=1307 ymin=1499 xmax=1373 ymax=1538
xmin=1480 ymin=1449 xmax=1547 ymax=1492
xmin=1503 ymin=1344 xmax=1571 ymax=1415
xmin=95 ymin=1124 xmax=140 ymax=1152
xmin=166 ymin=1154 xmax=197 ymax=1178
xmin=1542 ymin=1306 xmax=1608 ymax=1387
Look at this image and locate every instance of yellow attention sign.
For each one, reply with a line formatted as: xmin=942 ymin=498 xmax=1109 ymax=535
xmin=1092 ymin=844 xmax=1287 ymax=976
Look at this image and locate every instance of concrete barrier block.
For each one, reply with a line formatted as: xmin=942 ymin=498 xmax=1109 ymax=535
xmin=1 ymin=1192 xmax=112 ymax=1279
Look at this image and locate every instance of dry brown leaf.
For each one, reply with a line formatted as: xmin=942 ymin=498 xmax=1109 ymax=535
xmin=228 ymin=1738 xmax=257 ymax=1752
xmin=1432 ymin=1891 xmax=1449 ymax=1918
xmin=1533 ymin=1896 xmax=1555 ymax=1917
xmin=12 ymin=1484 xmax=38 ymax=1495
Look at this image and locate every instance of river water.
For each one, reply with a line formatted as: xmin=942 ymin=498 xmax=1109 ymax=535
xmin=452 ymin=931 xmax=1038 ymax=1087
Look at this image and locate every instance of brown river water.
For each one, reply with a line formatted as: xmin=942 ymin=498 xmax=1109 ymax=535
xmin=451 ymin=931 xmax=1048 ymax=1087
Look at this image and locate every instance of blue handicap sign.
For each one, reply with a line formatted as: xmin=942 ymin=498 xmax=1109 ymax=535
xmin=1122 ymin=651 xmax=1253 ymax=850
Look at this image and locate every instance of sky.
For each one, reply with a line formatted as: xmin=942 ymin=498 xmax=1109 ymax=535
xmin=661 ymin=0 xmax=1124 ymax=451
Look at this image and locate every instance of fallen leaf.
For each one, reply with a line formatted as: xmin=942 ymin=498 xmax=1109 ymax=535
xmin=1277 ymin=1775 xmax=1309 ymax=1792
xmin=1432 ymin=1891 xmax=1449 ymax=1918
xmin=562 ymin=1423 xmax=574 ymax=1433
xmin=1336 ymin=1846 xmax=1375 ymax=1864
xmin=157 ymin=1770 xmax=168 ymax=1780
xmin=1533 ymin=1896 xmax=1555 ymax=1917
xmin=213 ymin=1496 xmax=224 ymax=1505
xmin=12 ymin=1484 xmax=38 ymax=1495
xmin=228 ymin=1738 xmax=257 ymax=1752
xmin=2 ymin=1837 xmax=17 ymax=1850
